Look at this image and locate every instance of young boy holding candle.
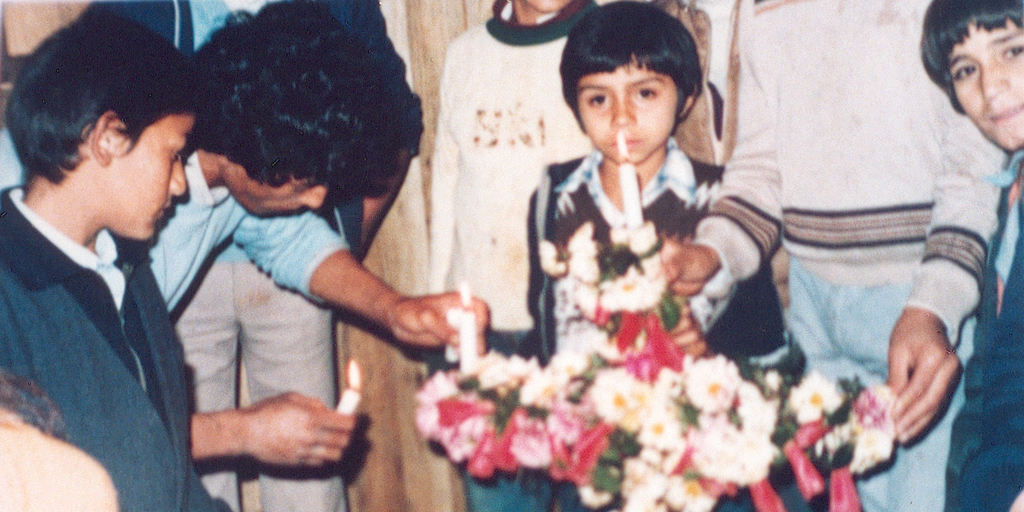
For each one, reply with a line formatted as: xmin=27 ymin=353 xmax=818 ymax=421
xmin=920 ymin=1 xmax=1024 ymax=510
xmin=519 ymin=3 xmax=785 ymax=509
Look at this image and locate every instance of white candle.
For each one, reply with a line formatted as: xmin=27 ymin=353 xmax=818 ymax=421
xmin=458 ymin=281 xmax=478 ymax=373
xmin=616 ymin=130 xmax=644 ymax=229
xmin=336 ymin=359 xmax=362 ymax=414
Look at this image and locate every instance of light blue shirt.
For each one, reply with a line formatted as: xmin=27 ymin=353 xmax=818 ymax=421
xmin=0 ymin=131 xmax=347 ymax=311
xmin=987 ymin=151 xmax=1024 ymax=286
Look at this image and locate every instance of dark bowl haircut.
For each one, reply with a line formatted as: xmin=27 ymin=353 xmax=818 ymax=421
xmin=560 ymin=1 xmax=702 ymax=121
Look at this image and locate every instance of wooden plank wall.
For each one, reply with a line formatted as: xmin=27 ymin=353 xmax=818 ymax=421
xmin=341 ymin=1 xmax=491 ymax=512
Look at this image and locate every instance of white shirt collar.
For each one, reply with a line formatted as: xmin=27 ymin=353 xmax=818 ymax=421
xmin=186 ymin=152 xmax=231 ymax=207
xmin=9 ymin=188 xmax=125 ymax=308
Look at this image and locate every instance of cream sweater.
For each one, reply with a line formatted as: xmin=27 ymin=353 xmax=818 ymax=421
xmin=695 ymin=0 xmax=1005 ymax=332
xmin=428 ymin=22 xmax=593 ymax=330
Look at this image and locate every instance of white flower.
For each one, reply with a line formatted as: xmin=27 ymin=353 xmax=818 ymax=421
xmin=664 ymin=476 xmax=716 ymax=512
xmin=547 ymin=351 xmax=591 ymax=380
xmin=475 ymin=353 xmax=539 ymax=390
xmin=578 ymin=485 xmax=614 ymax=509
xmin=850 ymin=426 xmax=895 ymax=474
xmin=599 ymin=265 xmax=666 ymax=313
xmin=684 ymin=356 xmax=742 ymax=414
xmin=638 ymin=404 xmax=685 ymax=452
xmin=590 ymin=368 xmax=650 ymax=432
xmin=568 ymin=251 xmax=601 ymax=284
xmin=611 ymin=226 xmax=631 ymax=246
xmin=628 ymin=222 xmax=659 ymax=256
xmin=788 ymin=371 xmax=844 ymax=424
xmin=763 ymin=370 xmax=783 ymax=394
xmin=736 ymin=381 xmax=778 ymax=435
xmin=518 ymin=369 xmax=564 ymax=409
xmin=689 ymin=419 xmax=775 ymax=485
xmin=539 ymin=240 xmax=567 ymax=277
xmin=622 ymin=458 xmax=668 ymax=511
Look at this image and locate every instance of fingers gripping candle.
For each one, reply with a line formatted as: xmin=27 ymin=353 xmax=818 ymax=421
xmin=617 ymin=130 xmax=644 ymax=229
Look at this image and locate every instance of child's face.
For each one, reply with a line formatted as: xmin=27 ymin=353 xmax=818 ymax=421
xmin=107 ymin=113 xmax=191 ymax=240
xmin=576 ymin=63 xmax=684 ymax=178
xmin=513 ymin=0 xmax=576 ymax=25
xmin=949 ymin=20 xmax=1024 ymax=152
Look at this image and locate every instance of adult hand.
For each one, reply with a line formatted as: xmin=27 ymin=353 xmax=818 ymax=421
xmin=887 ymin=307 xmax=961 ymax=444
xmin=660 ymin=239 xmax=722 ymax=297
xmin=386 ymin=292 xmax=490 ymax=351
xmin=238 ymin=392 xmax=355 ymax=466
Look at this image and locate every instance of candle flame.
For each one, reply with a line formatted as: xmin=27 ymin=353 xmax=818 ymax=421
xmin=347 ymin=359 xmax=361 ymax=392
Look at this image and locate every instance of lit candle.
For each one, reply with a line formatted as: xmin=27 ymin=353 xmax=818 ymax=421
xmin=616 ymin=130 xmax=643 ymax=229
xmin=336 ymin=359 xmax=362 ymax=414
xmin=458 ymin=281 xmax=478 ymax=373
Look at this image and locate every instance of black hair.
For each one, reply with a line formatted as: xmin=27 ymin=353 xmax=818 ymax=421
xmin=0 ymin=371 xmax=67 ymax=439
xmin=192 ymin=0 xmax=399 ymax=199
xmin=560 ymin=1 xmax=702 ymax=123
xmin=922 ymin=0 xmax=1023 ymax=113
xmin=4 ymin=8 xmax=197 ymax=184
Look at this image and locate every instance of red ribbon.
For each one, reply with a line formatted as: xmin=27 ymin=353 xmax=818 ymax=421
xmin=750 ymin=478 xmax=789 ymax=512
xmin=784 ymin=440 xmax=825 ymax=501
xmin=829 ymin=466 xmax=861 ymax=512
xmin=437 ymin=398 xmax=495 ymax=428
xmin=548 ymin=422 xmax=614 ymax=486
xmin=467 ymin=427 xmax=497 ymax=479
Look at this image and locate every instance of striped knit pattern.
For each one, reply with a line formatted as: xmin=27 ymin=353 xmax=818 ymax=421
xmin=782 ymin=203 xmax=933 ymax=249
xmin=708 ymin=195 xmax=782 ymax=261
xmin=924 ymin=226 xmax=987 ymax=285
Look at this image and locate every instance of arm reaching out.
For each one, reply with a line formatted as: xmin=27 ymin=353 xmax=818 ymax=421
xmin=191 ymin=392 xmax=356 ymax=466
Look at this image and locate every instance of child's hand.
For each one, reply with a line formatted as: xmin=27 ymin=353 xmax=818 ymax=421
xmin=660 ymin=239 xmax=722 ymax=297
xmin=887 ymin=307 xmax=961 ymax=444
xmin=669 ymin=312 xmax=708 ymax=357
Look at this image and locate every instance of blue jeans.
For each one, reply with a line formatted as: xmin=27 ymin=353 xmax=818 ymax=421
xmin=787 ymin=258 xmax=969 ymax=512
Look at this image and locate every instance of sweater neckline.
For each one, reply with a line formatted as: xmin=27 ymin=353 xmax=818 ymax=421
xmin=485 ymin=0 xmax=596 ymax=46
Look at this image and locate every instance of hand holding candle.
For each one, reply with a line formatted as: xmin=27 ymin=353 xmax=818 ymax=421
xmin=336 ymin=359 xmax=362 ymax=414
xmin=616 ymin=130 xmax=644 ymax=229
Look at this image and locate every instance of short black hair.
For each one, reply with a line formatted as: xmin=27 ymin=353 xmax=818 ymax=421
xmin=192 ymin=1 xmax=399 ymax=199
xmin=922 ymin=0 xmax=1022 ymax=113
xmin=5 ymin=9 xmax=197 ymax=183
xmin=0 ymin=371 xmax=66 ymax=439
xmin=560 ymin=1 xmax=702 ymax=123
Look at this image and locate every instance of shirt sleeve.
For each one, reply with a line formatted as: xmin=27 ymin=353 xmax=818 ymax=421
xmin=233 ymin=210 xmax=349 ymax=299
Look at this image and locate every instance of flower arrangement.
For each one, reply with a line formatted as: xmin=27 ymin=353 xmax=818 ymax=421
xmin=418 ymin=222 xmax=896 ymax=512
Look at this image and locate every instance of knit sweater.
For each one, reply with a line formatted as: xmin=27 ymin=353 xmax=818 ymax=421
xmin=694 ymin=0 xmax=1005 ymax=334
xmin=428 ymin=0 xmax=595 ymax=330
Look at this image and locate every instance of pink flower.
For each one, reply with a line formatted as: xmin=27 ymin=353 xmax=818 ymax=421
xmin=828 ymin=466 xmax=861 ymax=512
xmin=437 ymin=414 xmax=490 ymax=463
xmin=853 ymin=386 xmax=894 ymax=434
xmin=624 ymin=350 xmax=659 ymax=382
xmin=416 ymin=370 xmax=459 ymax=406
xmin=509 ymin=410 xmax=553 ymax=469
xmin=547 ymin=398 xmax=589 ymax=446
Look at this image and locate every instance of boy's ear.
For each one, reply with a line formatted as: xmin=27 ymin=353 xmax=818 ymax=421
xmin=85 ymin=111 xmax=131 ymax=167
